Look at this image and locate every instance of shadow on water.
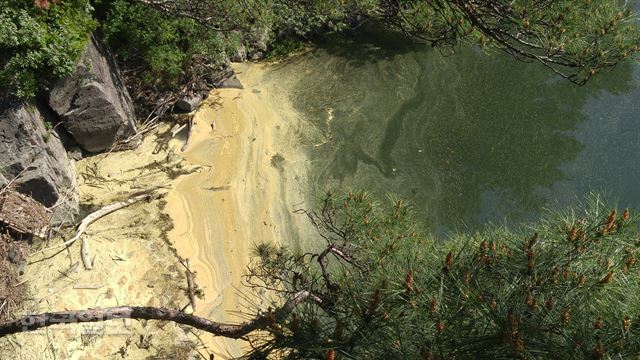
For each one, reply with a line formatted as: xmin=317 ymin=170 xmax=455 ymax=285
xmin=279 ymin=28 xmax=637 ymax=234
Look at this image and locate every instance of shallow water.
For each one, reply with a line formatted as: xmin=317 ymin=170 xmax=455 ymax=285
xmin=273 ymin=29 xmax=640 ymax=234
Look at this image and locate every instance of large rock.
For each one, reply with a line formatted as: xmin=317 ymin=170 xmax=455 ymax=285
xmin=0 ymin=101 xmax=79 ymax=224
xmin=216 ymin=74 xmax=244 ymax=90
xmin=49 ymin=36 xmax=137 ymax=153
xmin=175 ymin=94 xmax=204 ymax=113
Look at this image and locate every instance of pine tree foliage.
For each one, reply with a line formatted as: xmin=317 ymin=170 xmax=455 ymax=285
xmin=101 ymin=0 xmax=230 ymax=89
xmin=378 ymin=0 xmax=640 ymax=84
xmin=246 ymin=192 xmax=640 ymax=359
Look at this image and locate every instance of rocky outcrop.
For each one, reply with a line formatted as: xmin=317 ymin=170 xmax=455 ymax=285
xmin=228 ymin=42 xmax=247 ymax=63
xmin=212 ymin=66 xmax=244 ymax=90
xmin=49 ymin=36 xmax=137 ymax=153
xmin=0 ymin=101 xmax=79 ymax=224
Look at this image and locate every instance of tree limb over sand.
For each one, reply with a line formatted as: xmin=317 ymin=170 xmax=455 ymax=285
xmin=0 ymin=290 xmax=322 ymax=338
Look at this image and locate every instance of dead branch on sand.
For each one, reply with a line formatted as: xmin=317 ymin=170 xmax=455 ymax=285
xmin=80 ymin=237 xmax=92 ymax=270
xmin=33 ymin=193 xmax=155 ymax=256
xmin=0 ymin=290 xmax=323 ymax=339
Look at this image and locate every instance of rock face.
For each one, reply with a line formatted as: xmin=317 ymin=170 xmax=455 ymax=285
xmin=49 ymin=36 xmax=137 ymax=153
xmin=0 ymin=101 xmax=79 ymax=224
xmin=228 ymin=42 xmax=247 ymax=63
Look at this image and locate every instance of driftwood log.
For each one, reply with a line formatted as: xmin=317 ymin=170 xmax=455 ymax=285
xmin=0 ymin=291 xmax=320 ymax=338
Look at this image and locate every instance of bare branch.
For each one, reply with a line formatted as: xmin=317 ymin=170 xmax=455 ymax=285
xmin=0 ymin=291 xmax=323 ymax=338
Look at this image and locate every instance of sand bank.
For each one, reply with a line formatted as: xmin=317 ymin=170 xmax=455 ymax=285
xmin=0 ymin=127 xmax=201 ymax=359
xmin=165 ymin=63 xmax=314 ymax=358
xmin=0 ymin=62 xmax=314 ymax=360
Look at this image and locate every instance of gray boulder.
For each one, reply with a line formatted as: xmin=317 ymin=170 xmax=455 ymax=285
xmin=216 ymin=74 xmax=244 ymax=90
xmin=0 ymin=101 xmax=79 ymax=224
xmin=175 ymin=94 xmax=203 ymax=113
xmin=227 ymin=31 xmax=247 ymax=63
xmin=246 ymin=26 xmax=269 ymax=61
xmin=213 ymin=66 xmax=244 ymax=90
xmin=49 ymin=36 xmax=137 ymax=153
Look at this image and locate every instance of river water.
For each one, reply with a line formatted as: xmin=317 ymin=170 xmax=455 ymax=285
xmin=268 ymin=29 xmax=640 ymax=234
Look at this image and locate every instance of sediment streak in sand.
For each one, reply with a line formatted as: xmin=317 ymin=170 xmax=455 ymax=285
xmin=164 ymin=63 xmax=312 ymax=358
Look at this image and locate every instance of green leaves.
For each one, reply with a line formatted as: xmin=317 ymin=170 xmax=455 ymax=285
xmin=0 ymin=0 xmax=95 ymax=99
xmin=101 ymin=0 xmax=226 ymax=89
xmin=2 ymin=0 xmax=639 ymax=99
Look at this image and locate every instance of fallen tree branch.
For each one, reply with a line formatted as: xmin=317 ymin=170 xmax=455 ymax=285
xmin=33 ymin=193 xmax=153 ymax=255
xmin=0 ymin=290 xmax=321 ymax=338
xmin=171 ymin=123 xmax=187 ymax=138
xmin=72 ymin=285 xmax=103 ymax=290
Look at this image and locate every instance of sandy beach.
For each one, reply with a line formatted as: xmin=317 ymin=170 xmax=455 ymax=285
xmin=0 ymin=62 xmax=315 ymax=360
xmin=0 ymin=126 xmax=199 ymax=359
xmin=164 ymin=63 xmax=314 ymax=358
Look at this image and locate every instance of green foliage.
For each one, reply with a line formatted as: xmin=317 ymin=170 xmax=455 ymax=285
xmin=248 ymin=193 xmax=640 ymax=359
xmin=264 ymin=38 xmax=306 ymax=61
xmin=265 ymin=1 xmax=378 ymax=36
xmin=109 ymin=0 xmax=640 ymax=85
xmin=0 ymin=0 xmax=95 ymax=98
xmin=377 ymin=0 xmax=640 ymax=84
xmin=1 ymin=0 xmax=639 ymax=98
xmin=101 ymin=0 xmax=227 ymax=89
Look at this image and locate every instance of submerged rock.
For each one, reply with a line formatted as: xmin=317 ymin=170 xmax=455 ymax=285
xmin=49 ymin=36 xmax=138 ymax=153
xmin=0 ymin=101 xmax=79 ymax=224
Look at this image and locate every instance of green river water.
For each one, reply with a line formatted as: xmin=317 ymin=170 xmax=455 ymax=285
xmin=271 ymin=29 xmax=640 ymax=234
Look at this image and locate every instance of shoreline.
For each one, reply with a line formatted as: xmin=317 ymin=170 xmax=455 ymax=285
xmin=1 ymin=126 xmax=193 ymax=359
xmin=164 ymin=62 xmax=314 ymax=358
xmin=0 ymin=61 xmax=318 ymax=360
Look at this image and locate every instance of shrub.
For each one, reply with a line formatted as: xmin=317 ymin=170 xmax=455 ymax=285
xmin=0 ymin=0 xmax=95 ymax=99
xmin=101 ymin=0 xmax=228 ymax=90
